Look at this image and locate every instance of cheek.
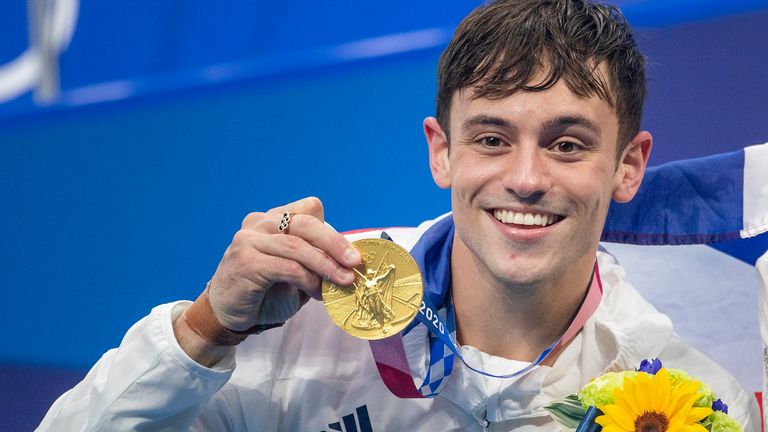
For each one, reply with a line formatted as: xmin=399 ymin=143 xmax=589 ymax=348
xmin=450 ymin=159 xmax=494 ymax=201
xmin=565 ymin=165 xmax=616 ymax=218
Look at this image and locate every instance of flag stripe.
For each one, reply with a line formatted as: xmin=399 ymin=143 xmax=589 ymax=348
xmin=603 ymin=149 xmax=745 ymax=245
xmin=743 ymin=143 xmax=768 ymax=238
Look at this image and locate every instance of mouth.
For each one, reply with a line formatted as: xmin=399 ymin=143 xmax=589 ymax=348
xmin=491 ymin=209 xmax=564 ymax=228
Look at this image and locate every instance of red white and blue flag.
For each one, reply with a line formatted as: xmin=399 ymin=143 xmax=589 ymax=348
xmin=602 ymin=142 xmax=768 ymax=426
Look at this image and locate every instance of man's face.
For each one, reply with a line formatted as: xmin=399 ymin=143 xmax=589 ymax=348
xmin=426 ymin=75 xmax=650 ymax=288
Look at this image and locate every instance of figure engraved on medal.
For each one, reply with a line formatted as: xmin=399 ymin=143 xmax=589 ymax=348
xmin=322 ymin=238 xmax=423 ymax=340
xmin=352 ymin=262 xmax=396 ymax=332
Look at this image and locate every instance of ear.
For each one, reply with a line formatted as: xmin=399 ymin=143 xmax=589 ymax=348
xmin=424 ymin=117 xmax=452 ymax=189
xmin=613 ymin=131 xmax=652 ymax=203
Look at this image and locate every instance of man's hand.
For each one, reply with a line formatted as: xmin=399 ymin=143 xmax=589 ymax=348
xmin=207 ymin=196 xmax=361 ymax=331
xmin=173 ymin=197 xmax=361 ymax=366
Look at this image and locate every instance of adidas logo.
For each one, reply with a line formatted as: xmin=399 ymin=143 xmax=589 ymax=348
xmin=321 ymin=405 xmax=373 ymax=432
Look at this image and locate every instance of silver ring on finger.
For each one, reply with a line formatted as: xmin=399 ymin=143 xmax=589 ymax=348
xmin=277 ymin=212 xmax=297 ymax=234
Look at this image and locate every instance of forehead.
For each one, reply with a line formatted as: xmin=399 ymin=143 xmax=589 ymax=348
xmin=450 ymin=77 xmax=619 ymax=138
xmin=449 ymin=62 xmax=618 ymax=127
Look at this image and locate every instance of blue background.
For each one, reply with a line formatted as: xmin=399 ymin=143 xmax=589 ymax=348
xmin=1 ymin=1 xmax=768 ymax=429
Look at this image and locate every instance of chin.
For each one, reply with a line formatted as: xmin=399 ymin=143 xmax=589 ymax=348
xmin=486 ymin=259 xmax=552 ymax=288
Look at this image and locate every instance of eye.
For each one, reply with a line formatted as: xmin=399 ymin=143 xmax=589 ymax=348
xmin=478 ymin=136 xmax=504 ymax=147
xmin=552 ymin=140 xmax=582 ymax=154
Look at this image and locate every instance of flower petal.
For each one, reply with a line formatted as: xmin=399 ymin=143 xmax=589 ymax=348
xmin=685 ymin=406 xmax=713 ymax=423
xmin=634 ymin=372 xmax=653 ymax=408
xmin=601 ymin=424 xmax=631 ymax=432
xmin=681 ymin=423 xmax=710 ymax=432
xmin=600 ymin=404 xmax=636 ymax=431
xmin=654 ymin=369 xmax=672 ymax=409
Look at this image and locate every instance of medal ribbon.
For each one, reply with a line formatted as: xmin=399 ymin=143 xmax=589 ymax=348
xmin=369 ymin=216 xmax=604 ymax=398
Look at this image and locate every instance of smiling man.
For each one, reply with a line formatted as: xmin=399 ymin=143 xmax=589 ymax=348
xmin=40 ymin=1 xmax=760 ymax=431
xmin=425 ymin=68 xmax=648 ymax=363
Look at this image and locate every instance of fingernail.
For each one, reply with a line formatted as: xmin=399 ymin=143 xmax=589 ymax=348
xmin=344 ymin=247 xmax=360 ymax=263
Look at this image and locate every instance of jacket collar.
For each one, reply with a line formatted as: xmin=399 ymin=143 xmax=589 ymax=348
xmin=388 ymin=214 xmax=674 ymax=422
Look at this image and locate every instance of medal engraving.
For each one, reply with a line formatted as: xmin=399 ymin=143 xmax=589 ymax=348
xmin=322 ymin=238 xmax=423 ymax=340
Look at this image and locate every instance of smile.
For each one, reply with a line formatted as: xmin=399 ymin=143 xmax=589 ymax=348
xmin=492 ymin=209 xmax=562 ymax=227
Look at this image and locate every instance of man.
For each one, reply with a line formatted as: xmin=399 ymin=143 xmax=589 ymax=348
xmin=39 ymin=0 xmax=761 ymax=430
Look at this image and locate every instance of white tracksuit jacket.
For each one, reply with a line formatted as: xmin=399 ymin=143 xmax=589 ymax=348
xmin=39 ymin=215 xmax=762 ymax=431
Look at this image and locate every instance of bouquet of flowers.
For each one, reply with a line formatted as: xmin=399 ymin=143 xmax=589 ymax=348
xmin=545 ymin=359 xmax=742 ymax=432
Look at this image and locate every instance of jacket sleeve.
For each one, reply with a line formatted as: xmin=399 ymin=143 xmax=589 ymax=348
xmin=37 ymin=302 xmax=237 ymax=431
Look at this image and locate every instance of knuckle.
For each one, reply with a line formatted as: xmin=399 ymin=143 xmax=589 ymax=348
xmin=242 ymin=212 xmax=265 ymax=228
xmin=291 ymin=213 xmax=309 ymax=227
xmin=280 ymin=235 xmax=301 ymax=255
xmin=317 ymin=256 xmax=337 ymax=281
xmin=291 ymin=213 xmax=319 ymax=231
xmin=330 ymin=233 xmax=348 ymax=251
xmin=283 ymin=260 xmax=306 ymax=280
xmin=273 ymin=257 xmax=302 ymax=278
xmin=285 ymin=260 xmax=304 ymax=277
xmin=225 ymin=245 xmax=250 ymax=269
xmin=232 ymin=229 xmax=250 ymax=244
xmin=304 ymin=196 xmax=323 ymax=213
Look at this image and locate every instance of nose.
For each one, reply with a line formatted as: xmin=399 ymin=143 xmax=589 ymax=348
xmin=500 ymin=145 xmax=551 ymax=200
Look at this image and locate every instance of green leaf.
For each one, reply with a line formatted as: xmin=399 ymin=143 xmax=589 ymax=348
xmin=545 ymin=394 xmax=587 ymax=430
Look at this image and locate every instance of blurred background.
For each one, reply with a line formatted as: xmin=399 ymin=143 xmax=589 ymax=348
xmin=1 ymin=0 xmax=768 ymax=429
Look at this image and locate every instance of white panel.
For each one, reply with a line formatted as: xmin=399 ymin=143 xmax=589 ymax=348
xmin=742 ymin=143 xmax=768 ymax=238
xmin=756 ymin=252 xmax=768 ymax=431
xmin=602 ymin=242 xmax=761 ymax=392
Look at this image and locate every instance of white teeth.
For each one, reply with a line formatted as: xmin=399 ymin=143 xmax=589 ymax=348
xmin=493 ymin=209 xmax=559 ymax=227
xmin=523 ymin=213 xmax=534 ymax=225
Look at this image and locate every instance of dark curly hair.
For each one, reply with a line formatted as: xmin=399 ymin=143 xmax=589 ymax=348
xmin=436 ymin=0 xmax=646 ymax=150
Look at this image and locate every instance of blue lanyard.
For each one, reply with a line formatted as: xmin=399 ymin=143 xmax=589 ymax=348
xmin=411 ymin=284 xmax=559 ymax=397
xmin=382 ymin=217 xmax=601 ymax=398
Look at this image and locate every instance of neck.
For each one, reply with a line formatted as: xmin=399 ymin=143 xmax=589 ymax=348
xmin=450 ymin=234 xmax=595 ymax=362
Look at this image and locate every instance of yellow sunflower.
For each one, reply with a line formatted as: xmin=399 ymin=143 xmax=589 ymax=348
xmin=595 ymin=368 xmax=713 ymax=432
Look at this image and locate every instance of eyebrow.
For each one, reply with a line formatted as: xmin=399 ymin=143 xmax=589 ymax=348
xmin=461 ymin=113 xmax=603 ymax=137
xmin=461 ymin=114 xmax=514 ymax=132
xmin=541 ymin=115 xmax=602 ymax=136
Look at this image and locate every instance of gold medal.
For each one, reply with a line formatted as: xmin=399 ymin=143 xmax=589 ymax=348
xmin=322 ymin=238 xmax=423 ymax=340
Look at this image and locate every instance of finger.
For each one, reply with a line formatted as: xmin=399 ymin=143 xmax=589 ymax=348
xmin=255 ymin=284 xmax=307 ymax=323
xmin=267 ymin=196 xmax=324 ymax=222
xmin=253 ymin=213 xmax=361 ymax=267
xmin=239 ymin=197 xmax=323 ymax=232
xmin=251 ymin=231 xmax=356 ymax=286
xmin=241 ymin=211 xmax=268 ymax=230
xmin=249 ymin=255 xmax=322 ymax=300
